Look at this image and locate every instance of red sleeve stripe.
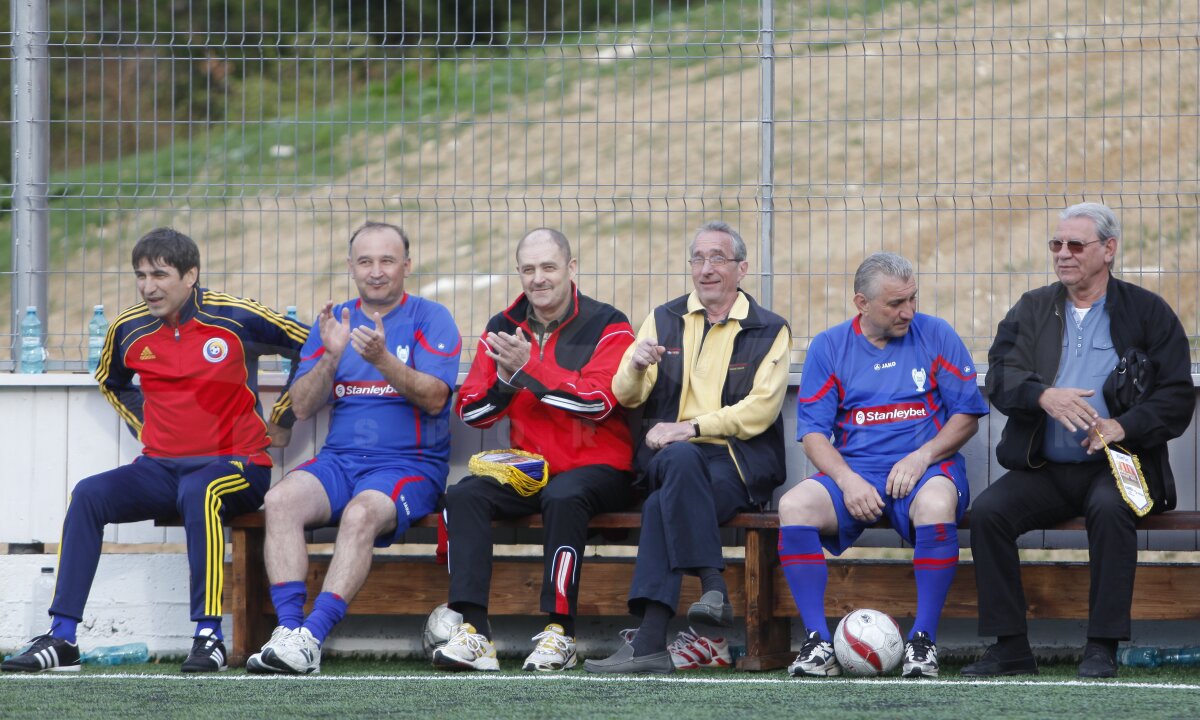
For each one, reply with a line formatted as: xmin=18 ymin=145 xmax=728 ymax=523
xmin=301 ymin=346 xmax=325 ymax=362
xmin=797 ymin=374 xmax=842 ymax=404
xmin=415 ymin=329 xmax=462 ymax=357
xmin=932 ymin=355 xmax=976 ymax=381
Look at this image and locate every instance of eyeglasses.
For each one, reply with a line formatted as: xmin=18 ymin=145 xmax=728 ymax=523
xmin=1048 ymin=238 xmax=1105 ymax=253
xmin=688 ymin=255 xmax=740 ymax=268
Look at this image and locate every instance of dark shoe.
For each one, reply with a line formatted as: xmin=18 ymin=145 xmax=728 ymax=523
xmin=1 ymin=634 xmax=81 ymax=673
xmin=180 ymin=632 xmax=228 ymax=673
xmin=1078 ymin=643 xmax=1118 ymax=679
xmin=584 ymin=643 xmax=674 ymax=674
xmin=960 ymin=643 xmax=1039 ymax=677
xmin=686 ymin=590 xmax=734 ymax=628
xmin=788 ymin=630 xmax=841 ymax=677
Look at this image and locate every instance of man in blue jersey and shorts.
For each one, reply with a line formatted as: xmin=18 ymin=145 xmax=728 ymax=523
xmin=778 ymin=252 xmax=988 ymax=679
xmin=246 ymin=221 xmax=462 ymax=674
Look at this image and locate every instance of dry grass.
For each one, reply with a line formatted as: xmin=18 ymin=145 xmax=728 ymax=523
xmin=59 ymin=0 xmax=1199 ymax=364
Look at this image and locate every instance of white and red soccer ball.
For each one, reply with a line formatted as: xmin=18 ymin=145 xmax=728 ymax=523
xmin=833 ymin=608 xmax=905 ymax=676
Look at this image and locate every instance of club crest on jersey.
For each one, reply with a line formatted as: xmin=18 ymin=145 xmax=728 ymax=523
xmin=395 ymin=344 xmax=410 ymax=363
xmin=912 ymin=367 xmax=927 ymax=391
xmin=203 ymin=338 xmax=229 ymax=363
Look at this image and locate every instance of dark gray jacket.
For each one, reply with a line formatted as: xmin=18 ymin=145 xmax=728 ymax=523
xmin=986 ymin=275 xmax=1193 ymax=510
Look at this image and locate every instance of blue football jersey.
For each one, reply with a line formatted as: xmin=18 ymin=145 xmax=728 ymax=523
xmin=797 ymin=313 xmax=988 ymax=471
xmin=295 ymin=294 xmax=462 ymax=468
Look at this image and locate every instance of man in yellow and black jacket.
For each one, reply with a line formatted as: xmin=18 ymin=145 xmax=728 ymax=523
xmin=586 ymin=220 xmax=791 ymax=674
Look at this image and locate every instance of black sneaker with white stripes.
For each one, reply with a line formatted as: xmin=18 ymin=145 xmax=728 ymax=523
xmin=180 ymin=632 xmax=228 ymax=673
xmin=1 ymin=634 xmax=81 ymax=673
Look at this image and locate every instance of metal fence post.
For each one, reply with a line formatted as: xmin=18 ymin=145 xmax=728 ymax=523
xmin=10 ymin=0 xmax=50 ymax=367
xmin=758 ymin=0 xmax=775 ymax=309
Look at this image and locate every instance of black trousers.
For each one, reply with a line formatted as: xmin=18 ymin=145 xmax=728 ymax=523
xmin=970 ymin=461 xmax=1137 ymax=640
xmin=628 ymin=442 xmax=754 ymax=615
xmin=445 ymin=465 xmax=633 ymax=616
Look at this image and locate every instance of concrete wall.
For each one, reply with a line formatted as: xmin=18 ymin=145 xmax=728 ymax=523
xmin=2 ymin=373 xmax=1198 ymax=657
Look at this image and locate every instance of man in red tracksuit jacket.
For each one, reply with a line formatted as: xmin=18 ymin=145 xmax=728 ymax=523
xmin=431 ymin=227 xmax=636 ymax=673
xmin=2 ymin=227 xmax=307 ymax=675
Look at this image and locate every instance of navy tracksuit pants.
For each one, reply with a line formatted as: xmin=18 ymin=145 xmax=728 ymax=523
xmin=50 ymin=455 xmax=270 ymax=623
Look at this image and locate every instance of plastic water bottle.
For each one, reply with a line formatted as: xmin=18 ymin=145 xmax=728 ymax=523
xmin=1160 ymin=647 xmax=1200 ymax=666
xmin=25 ymin=567 xmax=56 ymax=637
xmin=19 ymin=306 xmax=46 ymax=374
xmin=279 ymin=305 xmax=298 ymax=374
xmin=82 ymin=642 xmax=150 ymax=666
xmin=1116 ymin=646 xmax=1161 ymax=668
xmin=86 ymin=305 xmax=109 ymax=373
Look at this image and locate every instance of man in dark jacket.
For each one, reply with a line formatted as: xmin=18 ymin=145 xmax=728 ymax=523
xmin=585 ymin=220 xmax=791 ymax=674
xmin=434 ymin=228 xmax=636 ymax=672
xmin=963 ymin=202 xmax=1193 ymax=679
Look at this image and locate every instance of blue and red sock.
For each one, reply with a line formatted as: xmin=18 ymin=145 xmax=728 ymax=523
xmin=269 ymin=581 xmax=307 ymax=630
xmin=302 ymin=592 xmax=348 ymax=644
xmin=779 ymin=525 xmax=831 ymax=641
xmin=911 ymin=523 xmax=959 ymax=642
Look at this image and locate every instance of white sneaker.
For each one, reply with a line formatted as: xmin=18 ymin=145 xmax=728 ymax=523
xmin=260 ymin=626 xmax=321 ymax=675
xmin=669 ymin=627 xmax=733 ymax=669
xmin=522 ymin=623 xmax=577 ymax=671
xmin=901 ymin=631 xmax=939 ymax=678
xmin=246 ymin=626 xmax=294 ymax=674
xmin=789 ymin=630 xmax=842 ymax=677
xmin=432 ymin=623 xmax=500 ymax=672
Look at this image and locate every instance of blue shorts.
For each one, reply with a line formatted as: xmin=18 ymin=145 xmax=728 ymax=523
xmin=292 ymin=451 xmax=443 ymax=546
xmin=810 ymin=454 xmax=970 ymax=556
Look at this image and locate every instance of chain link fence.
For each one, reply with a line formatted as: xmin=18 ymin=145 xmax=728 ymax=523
xmin=4 ymin=0 xmax=1199 ymax=370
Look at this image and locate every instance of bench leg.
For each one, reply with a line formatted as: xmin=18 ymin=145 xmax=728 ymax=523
xmin=737 ymin=528 xmax=793 ymax=671
xmin=230 ymin=525 xmax=269 ymax=667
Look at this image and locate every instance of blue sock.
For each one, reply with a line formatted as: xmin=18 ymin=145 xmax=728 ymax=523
xmin=302 ymin=592 xmax=348 ymax=644
xmin=195 ymin=619 xmax=222 ymax=640
xmin=779 ymin=525 xmax=831 ymax=641
xmin=269 ymin=581 xmax=307 ymax=630
xmin=49 ymin=615 xmax=78 ymax=644
xmin=911 ymin=523 xmax=959 ymax=642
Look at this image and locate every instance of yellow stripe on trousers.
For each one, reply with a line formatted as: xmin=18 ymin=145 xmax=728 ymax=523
xmin=203 ymin=472 xmax=251 ymax=617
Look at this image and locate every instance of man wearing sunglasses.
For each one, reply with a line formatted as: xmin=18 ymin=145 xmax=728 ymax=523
xmin=964 ymin=202 xmax=1193 ymax=679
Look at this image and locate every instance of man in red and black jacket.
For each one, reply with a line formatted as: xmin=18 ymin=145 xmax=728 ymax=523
xmin=432 ymin=228 xmax=636 ymax=673
xmin=2 ymin=228 xmax=307 ymax=676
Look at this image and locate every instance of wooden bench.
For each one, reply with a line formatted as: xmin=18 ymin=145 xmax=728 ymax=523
xmin=170 ymin=509 xmax=1200 ymax=670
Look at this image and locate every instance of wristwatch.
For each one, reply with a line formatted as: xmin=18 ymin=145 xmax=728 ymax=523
xmin=692 ymin=420 xmax=701 ymax=438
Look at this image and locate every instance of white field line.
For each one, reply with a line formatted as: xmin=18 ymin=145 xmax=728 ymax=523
xmin=4 ymin=674 xmax=1200 ymax=691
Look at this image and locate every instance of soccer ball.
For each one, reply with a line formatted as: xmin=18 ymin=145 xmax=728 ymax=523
xmin=422 ymin=603 xmax=463 ymax=657
xmin=833 ymin=608 xmax=904 ymax=676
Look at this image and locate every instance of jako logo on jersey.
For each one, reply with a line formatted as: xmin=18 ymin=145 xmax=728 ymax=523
xmin=873 ymin=361 xmax=896 ymax=371
xmin=395 ymin=344 xmax=410 ymax=363
xmin=852 ymin=402 xmax=928 ymax=425
xmin=203 ymin=338 xmax=229 ymax=363
xmin=912 ymin=367 xmax=928 ymax=391
xmin=333 ymin=381 xmax=400 ymax=397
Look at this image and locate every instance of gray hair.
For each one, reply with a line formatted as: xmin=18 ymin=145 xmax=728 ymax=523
xmin=854 ymin=252 xmax=914 ymax=298
xmin=1060 ymin=202 xmax=1121 ymax=241
xmin=691 ymin=220 xmax=747 ymax=262
xmin=516 ymin=227 xmax=572 ymax=263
